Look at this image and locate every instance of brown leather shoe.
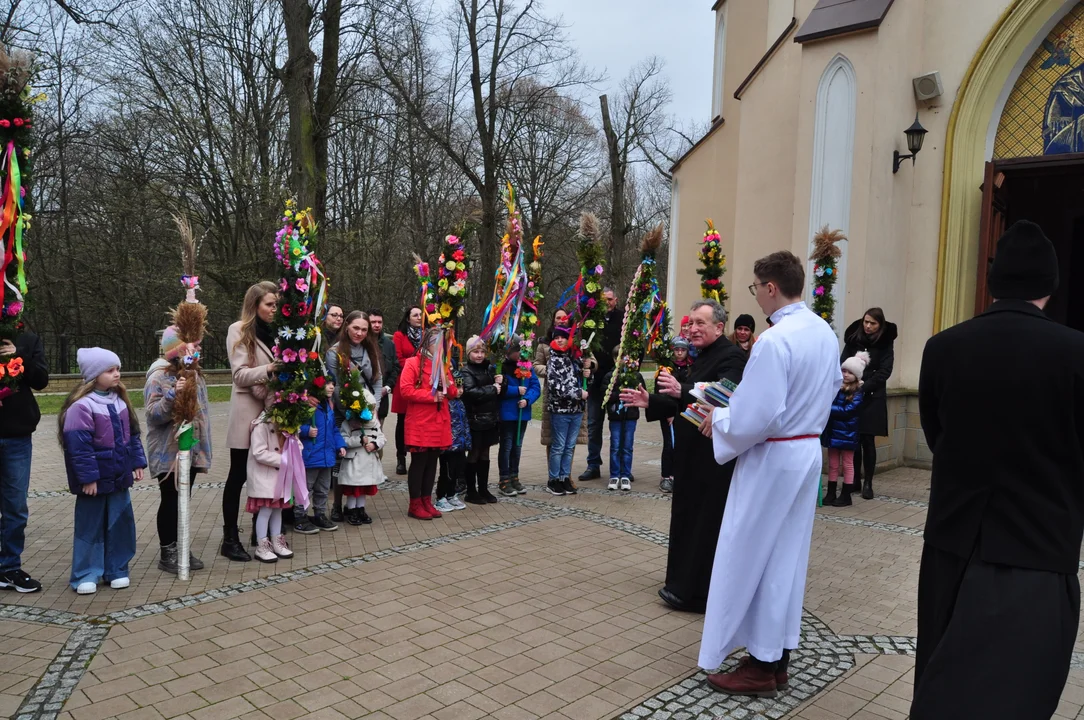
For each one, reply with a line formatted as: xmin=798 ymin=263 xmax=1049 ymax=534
xmin=706 ymin=657 xmax=778 ymax=698
xmin=735 ymin=655 xmax=789 ymax=688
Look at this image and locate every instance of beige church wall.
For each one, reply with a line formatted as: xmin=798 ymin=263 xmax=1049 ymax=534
xmin=726 ymin=36 xmax=805 ymax=333
xmin=669 ymin=0 xmax=771 ymax=322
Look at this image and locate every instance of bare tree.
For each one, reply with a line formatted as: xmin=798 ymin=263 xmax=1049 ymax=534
xmin=367 ymin=0 xmax=597 ymax=317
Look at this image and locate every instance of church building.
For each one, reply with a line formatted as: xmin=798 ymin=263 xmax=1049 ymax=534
xmin=668 ymin=0 xmax=1084 ymax=468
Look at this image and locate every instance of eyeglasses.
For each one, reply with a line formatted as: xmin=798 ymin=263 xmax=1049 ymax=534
xmin=748 ymin=282 xmax=769 ymax=296
xmin=327 ymin=312 xmax=343 ymax=318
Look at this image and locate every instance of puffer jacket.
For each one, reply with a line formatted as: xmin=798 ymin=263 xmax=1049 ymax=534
xmin=461 ymin=361 xmax=500 ymax=431
xmin=144 ymin=366 xmax=212 ymax=477
xmin=300 ymin=400 xmax=347 ymax=469
xmin=546 ymin=346 xmax=585 ymax=415
xmin=62 ymin=392 xmax=148 ymax=495
xmin=820 ymin=388 xmax=866 ymax=451
xmin=602 ymin=370 xmax=645 ymax=423
xmin=498 ymin=360 xmax=541 ymax=423
xmin=399 ymin=355 xmax=459 ymax=449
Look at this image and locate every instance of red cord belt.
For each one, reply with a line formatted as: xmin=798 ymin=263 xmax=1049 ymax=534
xmin=766 ymin=434 xmax=819 ymax=442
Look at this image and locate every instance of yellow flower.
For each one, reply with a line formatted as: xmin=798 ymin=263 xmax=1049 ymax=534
xmin=351 ymin=401 xmax=361 ymax=410
xmin=440 ymin=302 xmax=453 ymax=317
xmin=456 ymin=262 xmax=465 ymax=271
xmin=446 ymin=260 xmax=456 ymax=270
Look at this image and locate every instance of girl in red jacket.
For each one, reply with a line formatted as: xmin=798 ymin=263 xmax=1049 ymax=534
xmin=397 ymin=327 xmax=459 ymax=520
xmin=391 ymin=306 xmax=423 ymax=475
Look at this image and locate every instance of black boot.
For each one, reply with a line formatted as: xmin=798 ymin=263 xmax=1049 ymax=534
xmin=832 ymin=483 xmax=853 ymax=507
xmin=250 ymin=525 xmax=257 ymax=547
xmin=823 ymin=481 xmax=837 ymax=506
xmin=220 ymin=525 xmax=251 ymax=562
xmin=477 ymin=459 xmax=498 ymax=503
xmin=861 ymin=477 xmax=874 ymax=500
xmin=158 ymin=543 xmax=179 ymax=574
xmin=395 ymin=457 xmax=407 ymax=476
xmin=464 ymin=463 xmax=485 ymax=504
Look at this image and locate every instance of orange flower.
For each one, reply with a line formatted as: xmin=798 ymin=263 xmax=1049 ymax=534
xmin=0 ymin=364 xmax=8 ymax=378
xmin=6 ymin=357 xmax=22 ymax=377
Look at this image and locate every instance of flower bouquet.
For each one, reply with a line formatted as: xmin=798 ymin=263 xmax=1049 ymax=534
xmin=697 ymin=219 xmax=727 ymax=304
xmin=810 ymin=225 xmax=845 ymax=328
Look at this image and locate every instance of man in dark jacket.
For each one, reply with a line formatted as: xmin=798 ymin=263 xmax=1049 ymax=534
xmin=580 ymin=287 xmax=625 ymax=481
xmin=623 ymin=299 xmax=746 ymax=612
xmin=912 ymin=220 xmax=1084 ymax=718
xmin=0 ymin=331 xmax=48 ymax=592
xmin=367 ymin=309 xmax=399 ymax=425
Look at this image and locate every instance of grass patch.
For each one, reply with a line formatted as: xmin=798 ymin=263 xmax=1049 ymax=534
xmin=36 ymin=385 xmax=233 ymax=416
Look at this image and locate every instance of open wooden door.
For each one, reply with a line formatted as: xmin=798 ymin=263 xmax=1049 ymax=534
xmin=975 ymin=161 xmax=1007 ymax=314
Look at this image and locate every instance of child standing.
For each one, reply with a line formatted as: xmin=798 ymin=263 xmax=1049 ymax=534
xmin=821 ymin=351 xmax=869 ymax=507
xmin=658 ymin=337 xmax=693 ymax=493
xmin=297 ymin=382 xmax=345 ymax=533
xmin=398 ymin=327 xmax=459 ymax=520
xmin=461 ymin=336 xmax=503 ymax=500
xmin=247 ymin=415 xmax=297 ymax=562
xmin=545 ymin=327 xmax=588 ymax=496
xmin=338 ymin=387 xmax=386 ymax=525
xmin=602 ymin=350 xmax=646 ymax=492
xmin=498 ymin=339 xmax=541 ymax=495
xmin=437 ymin=348 xmax=471 ymax=510
xmin=60 ymin=348 xmax=147 ymax=595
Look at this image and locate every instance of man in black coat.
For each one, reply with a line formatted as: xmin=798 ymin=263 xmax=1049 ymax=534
xmin=0 ymin=330 xmax=48 ymax=593
xmin=623 ymin=299 xmax=746 ymax=612
xmin=913 ymin=220 xmax=1083 ymax=718
xmin=367 ymin=309 xmax=399 ymax=425
xmin=579 ymin=287 xmax=625 ymax=481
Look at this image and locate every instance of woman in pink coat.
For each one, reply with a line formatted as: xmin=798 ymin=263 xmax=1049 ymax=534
xmin=220 ymin=281 xmax=277 ymax=562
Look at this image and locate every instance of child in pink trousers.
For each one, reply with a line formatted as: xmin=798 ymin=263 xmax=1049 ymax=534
xmin=821 ymin=351 xmax=868 ymax=508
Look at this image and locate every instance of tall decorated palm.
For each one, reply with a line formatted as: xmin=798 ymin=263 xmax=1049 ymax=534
xmin=697 ymin=219 xmax=728 ymax=305
xmin=572 ymin=212 xmax=606 ymax=355
xmin=480 ymin=184 xmax=527 ymax=357
xmin=809 ymin=226 xmax=845 ymax=328
xmin=0 ymin=49 xmax=37 ymax=400
xmin=604 ymin=225 xmax=668 ymax=399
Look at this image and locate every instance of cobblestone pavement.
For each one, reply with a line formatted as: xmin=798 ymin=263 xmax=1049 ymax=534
xmin=1 ymin=405 xmax=1082 ymax=719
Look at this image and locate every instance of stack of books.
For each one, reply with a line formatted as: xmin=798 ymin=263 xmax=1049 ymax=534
xmin=681 ymin=379 xmax=738 ymax=426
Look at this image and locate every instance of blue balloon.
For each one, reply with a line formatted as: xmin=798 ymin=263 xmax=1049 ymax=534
xmin=825 ymin=268 xmax=833 ymax=275
xmin=361 ymin=409 xmax=373 ymax=421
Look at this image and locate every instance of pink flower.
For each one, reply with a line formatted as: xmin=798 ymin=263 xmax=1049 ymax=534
xmin=594 ymin=265 xmax=604 ymax=275
xmin=587 ymin=298 xmax=597 ymax=309
xmin=282 ymin=348 xmax=298 ymax=363
xmin=814 ymin=286 xmax=825 ymax=296
xmin=295 ymin=278 xmax=309 ymax=292
xmin=288 ymin=393 xmax=299 ymax=403
xmin=279 ymin=278 xmax=288 ymax=292
xmin=298 ymin=349 xmax=308 ymax=363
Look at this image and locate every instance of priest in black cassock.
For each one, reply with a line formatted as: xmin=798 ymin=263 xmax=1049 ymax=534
xmin=913 ymin=220 xmax=1084 ymax=718
xmin=635 ymin=299 xmax=746 ymax=612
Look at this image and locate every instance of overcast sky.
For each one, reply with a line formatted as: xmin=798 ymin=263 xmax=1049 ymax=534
xmin=545 ymin=0 xmax=715 ymax=125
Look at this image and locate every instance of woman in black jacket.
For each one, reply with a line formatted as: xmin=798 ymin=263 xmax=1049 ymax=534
xmin=461 ymin=335 xmax=503 ymax=500
xmin=841 ymin=307 xmax=898 ymax=499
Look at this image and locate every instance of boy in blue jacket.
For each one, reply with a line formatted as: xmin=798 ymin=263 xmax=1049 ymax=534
xmin=298 ymin=382 xmax=346 ymax=532
xmin=497 ymin=340 xmax=541 ymax=494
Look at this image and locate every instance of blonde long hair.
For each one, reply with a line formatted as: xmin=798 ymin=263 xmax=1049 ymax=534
xmin=233 ymin=281 xmax=278 ymax=361
xmin=57 ymin=380 xmax=141 ymax=448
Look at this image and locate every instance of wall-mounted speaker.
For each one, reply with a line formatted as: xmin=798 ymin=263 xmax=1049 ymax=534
xmin=913 ymin=72 xmax=944 ymax=103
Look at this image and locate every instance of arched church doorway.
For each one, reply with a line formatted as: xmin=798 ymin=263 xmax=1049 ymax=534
xmin=977 ymin=2 xmax=1084 ymax=329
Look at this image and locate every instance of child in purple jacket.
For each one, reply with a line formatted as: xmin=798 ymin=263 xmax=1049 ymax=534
xmin=59 ymin=348 xmax=147 ymax=594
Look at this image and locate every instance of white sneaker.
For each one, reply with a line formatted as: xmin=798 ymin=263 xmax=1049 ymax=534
xmin=435 ymin=497 xmax=455 ymax=513
xmin=271 ymin=534 xmax=293 ymax=558
xmin=109 ymin=577 xmax=130 ymax=589
xmin=620 ymin=477 xmax=632 ymax=491
xmin=75 ymin=582 xmax=96 ymax=595
xmin=449 ymin=496 xmax=467 ymax=510
xmin=254 ymin=537 xmax=278 ymax=563
xmin=607 ymin=478 xmax=619 ymax=491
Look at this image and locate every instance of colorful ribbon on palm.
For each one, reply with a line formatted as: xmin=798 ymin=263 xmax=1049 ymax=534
xmin=480 ymin=183 xmax=529 ymax=356
xmin=413 ymin=233 xmax=470 ymax=396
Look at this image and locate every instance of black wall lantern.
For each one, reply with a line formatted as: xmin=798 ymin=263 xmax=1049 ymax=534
xmin=892 ymin=115 xmax=928 ymax=173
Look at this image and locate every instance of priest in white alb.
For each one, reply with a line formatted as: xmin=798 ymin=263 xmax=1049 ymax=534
xmin=696 ymin=250 xmax=840 ymax=697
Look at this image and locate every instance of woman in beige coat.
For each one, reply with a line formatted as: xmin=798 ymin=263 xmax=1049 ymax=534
xmin=220 ymin=281 xmax=278 ymax=562
xmin=535 ymin=309 xmax=596 ymax=448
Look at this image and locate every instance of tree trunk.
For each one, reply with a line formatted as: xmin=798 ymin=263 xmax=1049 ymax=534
xmin=600 ymin=93 xmax=626 ymax=276
xmin=282 ymin=0 xmax=319 ymax=215
xmin=312 ymin=0 xmax=342 ymax=222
